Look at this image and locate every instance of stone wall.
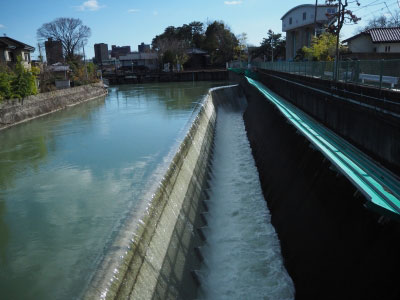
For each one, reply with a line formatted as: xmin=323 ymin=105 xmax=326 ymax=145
xmin=0 ymin=82 xmax=108 ymax=130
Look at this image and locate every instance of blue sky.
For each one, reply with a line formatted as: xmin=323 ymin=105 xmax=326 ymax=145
xmin=1 ymin=0 xmax=399 ymax=59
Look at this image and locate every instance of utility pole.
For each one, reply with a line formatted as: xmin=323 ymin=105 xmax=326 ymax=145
xmin=314 ymin=0 xmax=318 ymax=37
xmin=82 ymin=42 xmax=88 ymax=80
xmin=335 ymin=0 xmax=341 ymax=82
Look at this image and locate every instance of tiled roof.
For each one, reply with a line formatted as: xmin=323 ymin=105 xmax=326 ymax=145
xmin=367 ymin=27 xmax=400 ymax=43
xmin=343 ymin=27 xmax=400 ymax=43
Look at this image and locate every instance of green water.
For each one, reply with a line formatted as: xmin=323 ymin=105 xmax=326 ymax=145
xmin=0 ymin=81 xmax=226 ymax=300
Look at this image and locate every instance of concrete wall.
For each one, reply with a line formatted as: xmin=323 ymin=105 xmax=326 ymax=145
xmin=253 ymin=69 xmax=400 ymax=176
xmin=348 ymin=35 xmax=374 ymax=53
xmin=0 ymin=82 xmax=107 ymax=130
xmin=229 ymin=71 xmax=400 ymax=300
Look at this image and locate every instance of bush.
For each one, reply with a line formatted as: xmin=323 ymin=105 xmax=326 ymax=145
xmin=0 ymin=57 xmax=38 ymax=101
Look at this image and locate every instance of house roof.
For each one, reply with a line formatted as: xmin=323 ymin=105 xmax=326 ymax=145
xmin=281 ymin=4 xmax=331 ymax=20
xmin=186 ymin=48 xmax=207 ymax=55
xmin=0 ymin=36 xmax=35 ymax=51
xmin=343 ymin=27 xmax=400 ymax=44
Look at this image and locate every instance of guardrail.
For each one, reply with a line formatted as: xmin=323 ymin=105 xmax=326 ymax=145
xmin=228 ymin=59 xmax=400 ymax=90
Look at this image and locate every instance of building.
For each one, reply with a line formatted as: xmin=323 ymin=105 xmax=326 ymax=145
xmin=0 ymin=36 xmax=35 ymax=68
xmin=94 ymin=43 xmax=109 ymax=63
xmin=45 ymin=38 xmax=63 ymax=64
xmin=111 ymin=45 xmax=131 ymax=58
xmin=119 ymin=52 xmax=159 ymax=71
xmin=281 ymin=4 xmax=337 ymax=60
xmin=342 ymin=27 xmax=400 ymax=60
xmin=138 ymin=42 xmax=151 ymax=53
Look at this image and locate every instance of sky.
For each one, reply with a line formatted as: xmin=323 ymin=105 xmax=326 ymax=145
xmin=1 ymin=0 xmax=400 ymax=59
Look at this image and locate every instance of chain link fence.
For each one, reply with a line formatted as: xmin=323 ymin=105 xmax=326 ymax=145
xmin=228 ymin=60 xmax=400 ymax=90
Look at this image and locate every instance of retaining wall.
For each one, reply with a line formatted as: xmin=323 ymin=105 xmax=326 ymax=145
xmin=255 ymin=69 xmax=400 ymax=176
xmin=229 ymin=71 xmax=400 ymax=300
xmin=0 ymin=82 xmax=108 ymax=130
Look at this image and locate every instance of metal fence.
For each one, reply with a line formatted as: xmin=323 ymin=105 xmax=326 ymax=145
xmin=228 ymin=60 xmax=400 ymax=90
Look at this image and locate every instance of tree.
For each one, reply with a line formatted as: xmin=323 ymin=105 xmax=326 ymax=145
xmin=203 ymin=21 xmax=238 ymax=66
xmin=358 ymin=11 xmax=400 ymax=32
xmin=252 ymin=30 xmax=286 ymax=61
xmin=37 ymin=18 xmax=91 ymax=61
xmin=302 ymin=32 xmax=338 ymax=61
xmin=325 ymin=0 xmax=361 ymax=36
xmin=235 ymin=33 xmax=248 ymax=61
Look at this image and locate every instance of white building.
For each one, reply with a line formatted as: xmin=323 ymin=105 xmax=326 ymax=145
xmin=0 ymin=36 xmax=35 ymax=69
xmin=343 ymin=27 xmax=400 ymax=55
xmin=119 ymin=52 xmax=159 ymax=71
xmin=281 ymin=4 xmax=337 ymax=60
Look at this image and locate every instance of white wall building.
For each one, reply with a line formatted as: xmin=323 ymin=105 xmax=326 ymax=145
xmin=119 ymin=52 xmax=159 ymax=71
xmin=343 ymin=28 xmax=400 ymax=54
xmin=281 ymin=4 xmax=337 ymax=60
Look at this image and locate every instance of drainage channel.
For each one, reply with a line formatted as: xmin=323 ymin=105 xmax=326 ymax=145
xmin=197 ymin=101 xmax=295 ymax=299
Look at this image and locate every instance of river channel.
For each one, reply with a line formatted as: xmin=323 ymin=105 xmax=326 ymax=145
xmin=0 ymin=81 xmax=226 ymax=300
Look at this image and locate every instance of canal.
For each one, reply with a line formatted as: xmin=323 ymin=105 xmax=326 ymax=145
xmin=0 ymin=81 xmax=226 ymax=300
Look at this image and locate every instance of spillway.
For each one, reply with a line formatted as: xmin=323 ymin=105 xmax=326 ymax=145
xmin=198 ymin=95 xmax=294 ymax=299
xmin=85 ymin=85 xmax=293 ymax=299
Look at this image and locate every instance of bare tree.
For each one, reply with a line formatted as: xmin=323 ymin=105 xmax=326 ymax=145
xmin=37 ymin=18 xmax=91 ymax=61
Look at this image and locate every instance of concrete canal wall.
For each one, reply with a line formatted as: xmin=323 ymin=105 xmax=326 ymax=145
xmin=255 ymin=69 xmax=400 ymax=176
xmin=0 ymin=82 xmax=107 ymax=130
xmin=230 ymin=71 xmax=400 ymax=300
xmin=85 ymin=85 xmax=245 ymax=300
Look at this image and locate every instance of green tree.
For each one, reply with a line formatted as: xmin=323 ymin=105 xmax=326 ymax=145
xmin=255 ymin=30 xmax=286 ymax=61
xmin=302 ymin=32 xmax=338 ymax=61
xmin=203 ymin=21 xmax=238 ymax=66
xmin=0 ymin=72 xmax=12 ymax=101
xmin=11 ymin=57 xmax=38 ymax=99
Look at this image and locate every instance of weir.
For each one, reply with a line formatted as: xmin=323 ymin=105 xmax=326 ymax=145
xmin=85 ymin=85 xmax=252 ymax=299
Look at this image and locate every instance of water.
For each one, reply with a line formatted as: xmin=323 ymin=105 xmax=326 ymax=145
xmin=0 ymin=81 xmax=226 ymax=300
xmin=199 ymin=107 xmax=295 ymax=299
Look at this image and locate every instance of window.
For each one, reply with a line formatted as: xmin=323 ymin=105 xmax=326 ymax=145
xmin=327 ymin=8 xmax=336 ymax=14
xmin=8 ymin=51 xmax=15 ymax=62
xmin=24 ymin=53 xmax=29 ymax=61
xmin=303 ymin=12 xmax=307 ymax=20
xmin=289 ymin=17 xmax=292 ymax=25
xmin=385 ymin=46 xmax=391 ymax=52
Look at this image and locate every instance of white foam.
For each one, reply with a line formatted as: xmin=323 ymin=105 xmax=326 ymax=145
xmin=199 ymin=108 xmax=295 ymax=300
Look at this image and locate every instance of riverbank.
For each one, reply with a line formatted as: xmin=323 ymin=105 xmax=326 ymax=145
xmin=0 ymin=82 xmax=108 ymax=130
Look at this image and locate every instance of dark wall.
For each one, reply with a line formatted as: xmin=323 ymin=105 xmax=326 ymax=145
xmin=255 ymin=69 xmax=400 ymax=176
xmin=229 ymin=71 xmax=400 ymax=300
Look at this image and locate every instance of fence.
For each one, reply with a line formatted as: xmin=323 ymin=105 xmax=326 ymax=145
xmin=228 ymin=60 xmax=400 ymax=90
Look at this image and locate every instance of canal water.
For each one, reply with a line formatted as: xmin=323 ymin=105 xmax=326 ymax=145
xmin=198 ymin=104 xmax=295 ymax=299
xmin=0 ymin=82 xmax=225 ymax=300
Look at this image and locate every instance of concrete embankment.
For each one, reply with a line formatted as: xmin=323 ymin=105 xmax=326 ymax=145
xmin=0 ymin=82 xmax=107 ymax=130
xmin=230 ymin=71 xmax=400 ymax=300
xmin=85 ymin=85 xmax=243 ymax=300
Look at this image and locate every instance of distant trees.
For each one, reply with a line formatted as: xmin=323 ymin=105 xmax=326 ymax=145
xmin=152 ymin=21 xmax=240 ymax=68
xmin=37 ymin=18 xmax=91 ymax=61
xmin=358 ymin=11 xmax=400 ymax=32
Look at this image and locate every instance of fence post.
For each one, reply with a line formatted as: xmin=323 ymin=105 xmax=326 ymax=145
xmin=379 ymin=59 xmax=383 ymax=90
xmin=355 ymin=60 xmax=360 ymax=84
xmin=345 ymin=61 xmax=349 ymax=83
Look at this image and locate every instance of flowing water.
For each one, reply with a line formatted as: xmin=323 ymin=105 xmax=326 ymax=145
xmin=0 ymin=81 xmax=226 ymax=300
xmin=199 ymin=105 xmax=295 ymax=299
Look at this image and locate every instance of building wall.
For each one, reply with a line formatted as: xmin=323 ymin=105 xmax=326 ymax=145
xmin=347 ymin=35 xmax=374 ymax=53
xmin=94 ymin=43 xmax=109 ymax=63
xmin=45 ymin=39 xmax=63 ymax=65
xmin=282 ymin=5 xmax=336 ymax=32
xmin=285 ymin=26 xmax=313 ymax=60
xmin=376 ymin=42 xmax=400 ymax=53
